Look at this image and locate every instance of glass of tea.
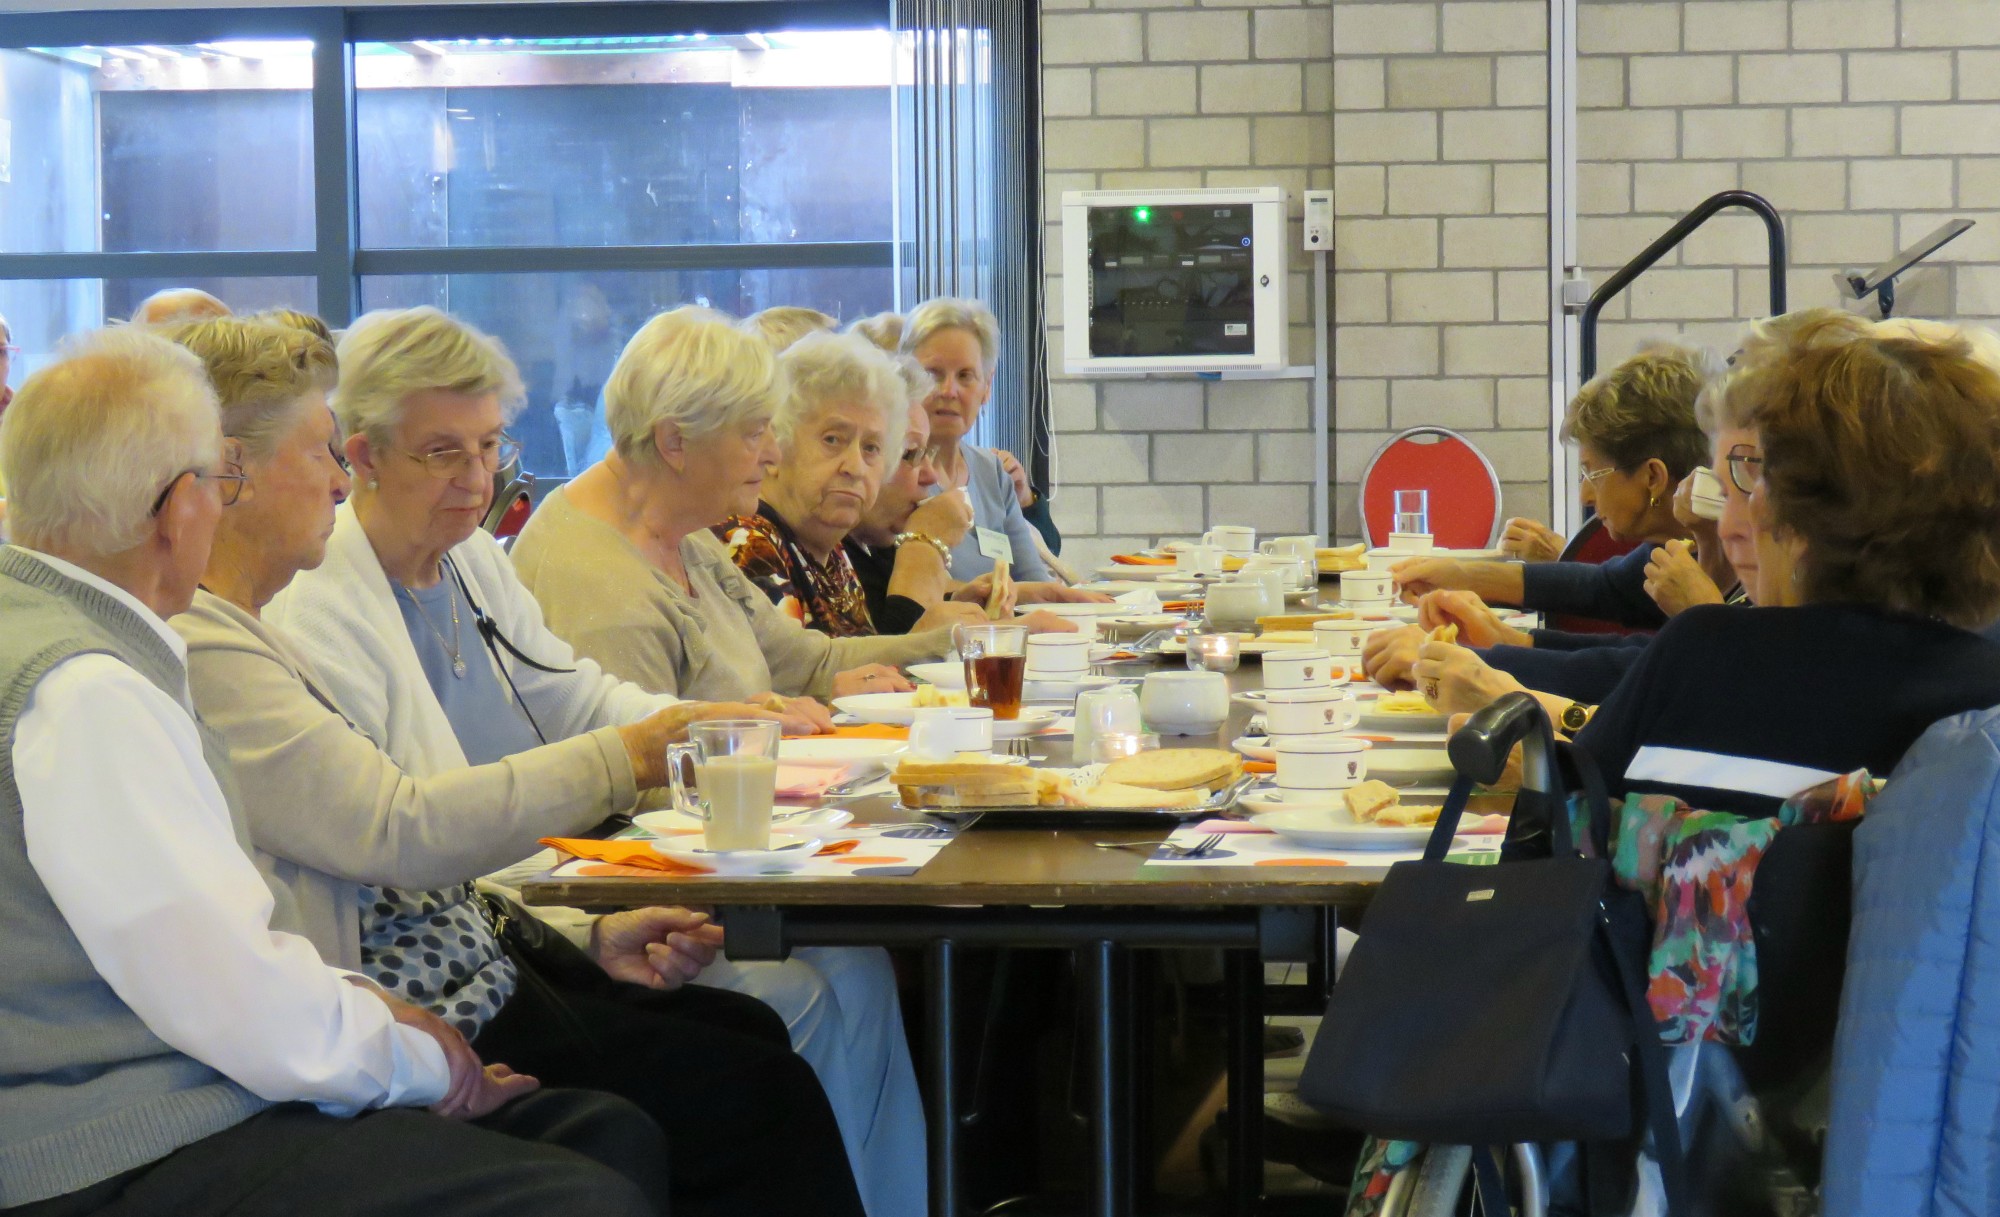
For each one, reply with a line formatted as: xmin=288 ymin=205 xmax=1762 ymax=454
xmin=953 ymin=623 xmax=1029 ymax=720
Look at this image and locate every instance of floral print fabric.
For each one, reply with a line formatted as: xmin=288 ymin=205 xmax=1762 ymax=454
xmin=715 ymin=505 xmax=876 ymax=638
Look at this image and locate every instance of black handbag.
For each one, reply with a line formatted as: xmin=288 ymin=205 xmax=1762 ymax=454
xmin=1297 ymin=693 xmax=1687 ymax=1214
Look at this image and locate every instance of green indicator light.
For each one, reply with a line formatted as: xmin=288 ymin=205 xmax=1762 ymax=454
xmin=1134 ymin=207 xmax=1151 ymax=223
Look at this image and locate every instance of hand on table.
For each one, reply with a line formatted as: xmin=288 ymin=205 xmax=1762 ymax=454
xmin=1017 ymin=609 xmax=1079 ymax=635
xmin=1416 ymin=590 xmax=1531 ymax=649
xmin=1018 ymin=581 xmax=1113 ymax=604
xmin=591 ymin=906 xmax=725 ymax=992
xmin=1410 ymin=641 xmax=1524 ymax=717
xmin=1360 ymin=624 xmax=1423 ymax=690
xmin=906 ymin=488 xmax=974 ymax=547
xmin=1643 ymin=538 xmax=1724 ymax=617
xmin=911 ymin=601 xmax=991 ymax=633
xmin=994 ymin=449 xmax=1035 ymax=509
xmin=833 ymin=664 xmax=915 ymax=699
xmin=1390 ymin=556 xmax=1471 ymax=603
xmin=1499 ymin=517 xmax=1564 ymax=563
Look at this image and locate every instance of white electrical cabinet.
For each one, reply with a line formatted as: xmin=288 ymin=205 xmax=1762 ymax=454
xmin=1060 ymin=186 xmax=1288 ymax=375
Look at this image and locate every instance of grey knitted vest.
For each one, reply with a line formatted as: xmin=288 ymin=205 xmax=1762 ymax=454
xmin=0 ymin=546 xmax=272 ymax=1206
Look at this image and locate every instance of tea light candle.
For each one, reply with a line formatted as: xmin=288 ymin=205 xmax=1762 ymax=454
xmin=1091 ymin=732 xmax=1162 ymax=764
xmin=1186 ymin=632 xmax=1242 ymax=674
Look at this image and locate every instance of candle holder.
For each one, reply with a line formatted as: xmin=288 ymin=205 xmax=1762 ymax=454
xmin=1090 ymin=732 xmax=1162 ymax=764
xmin=1185 ymin=632 xmax=1243 ymax=674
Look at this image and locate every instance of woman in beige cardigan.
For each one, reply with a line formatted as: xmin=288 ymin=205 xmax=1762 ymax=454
xmin=511 ymin=306 xmax=951 ymax=704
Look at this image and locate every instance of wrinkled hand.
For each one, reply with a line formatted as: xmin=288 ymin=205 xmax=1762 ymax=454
xmin=952 ymin=572 xmax=1017 ymax=618
xmin=1417 ymin=590 xmax=1530 ymax=650
xmin=994 ymin=449 xmax=1034 ymax=509
xmin=1361 ymin=624 xmax=1424 ymax=690
xmin=1017 ymin=581 xmax=1112 ymax=605
xmin=1411 ymin=641 xmax=1523 ymax=717
xmin=591 ymin=906 xmax=725 ymax=992
xmin=759 ymin=694 xmax=835 ymax=736
xmin=348 ymin=977 xmax=540 ymax=1120
xmin=833 ymin=664 xmax=914 ymax=699
xmin=911 ymin=601 xmax=990 ymax=633
xmin=1643 ymin=538 xmax=1724 ymax=617
xmin=1390 ymin=556 xmax=1469 ymax=603
xmin=1499 ymin=517 xmax=1564 ymax=563
xmin=1017 ymin=609 xmax=1079 ymax=635
xmin=906 ymin=489 xmax=975 ymax=548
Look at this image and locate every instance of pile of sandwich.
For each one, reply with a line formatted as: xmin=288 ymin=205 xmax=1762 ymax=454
xmin=891 ymin=748 xmax=1244 ymax=810
xmin=1342 ymin=778 xmax=1442 ymax=828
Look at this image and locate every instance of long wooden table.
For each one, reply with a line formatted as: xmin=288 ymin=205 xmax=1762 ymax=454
xmin=523 ymin=650 xmax=1478 ymax=1217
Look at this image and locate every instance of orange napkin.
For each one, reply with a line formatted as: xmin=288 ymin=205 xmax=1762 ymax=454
xmin=1243 ymin=760 xmax=1276 ymax=774
xmin=540 ymin=836 xmax=864 ymax=874
xmin=786 ymin=724 xmax=910 ymax=741
xmin=1111 ymin=554 xmax=1176 ymax=566
xmin=1160 ymin=600 xmax=1202 ymax=612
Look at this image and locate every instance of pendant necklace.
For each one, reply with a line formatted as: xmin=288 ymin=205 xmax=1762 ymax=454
xmin=403 ymin=575 xmax=467 ymax=678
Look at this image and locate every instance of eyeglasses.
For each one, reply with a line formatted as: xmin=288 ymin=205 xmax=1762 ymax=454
xmin=1580 ymin=465 xmax=1617 ymax=487
xmin=1724 ymin=444 xmax=1764 ymax=495
xmin=0 ymin=344 xmax=18 ymax=357
xmin=396 ymin=435 xmax=522 ymax=480
xmin=901 ymin=444 xmax=943 ymax=467
xmin=151 ymin=461 xmax=248 ymax=515
xmin=327 ymin=441 xmax=351 ymax=475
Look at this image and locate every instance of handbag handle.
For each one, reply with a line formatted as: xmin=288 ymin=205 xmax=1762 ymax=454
xmin=1559 ymin=739 xmax=1617 ymax=858
xmin=1427 ymin=693 xmax=1572 ymax=860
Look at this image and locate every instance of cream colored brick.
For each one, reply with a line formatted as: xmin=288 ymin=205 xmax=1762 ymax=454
xmin=1578 ymin=162 xmax=1631 ymax=215
xmin=1492 ymin=165 xmax=1548 ymax=215
xmin=1955 ymin=266 xmax=2000 ymax=315
xmin=1441 ymin=2 xmax=1545 ymax=52
xmin=1257 ymin=432 xmax=1318 ymax=483
xmin=1442 ymin=216 xmax=1546 ymax=268
xmin=1389 ymin=164 xmax=1493 ymax=215
xmin=1791 ymin=213 xmax=1896 ymax=265
xmin=1386 ymin=55 xmax=1493 ymax=109
xmin=1050 ymin=382 xmax=1099 ymax=433
xmin=1850 ymin=159 xmax=1956 ymax=211
xmin=1045 ymin=119 xmax=1147 ymax=170
xmin=1042 ymin=0 xmax=1090 ymax=12
xmin=1580 ymin=215 xmax=1681 ymax=268
xmin=1334 ymin=111 xmax=1439 ymax=162
xmin=1847 ymin=51 xmax=1953 ymax=102
xmin=1496 ymin=377 xmax=1550 ymax=428
xmin=1209 ymin=165 xmax=1311 ymax=197
xmin=1254 ymin=7 xmax=1332 ymax=59
xmin=1255 ymin=115 xmax=1331 ymax=166
xmin=1579 ymin=109 xmax=1677 ymax=160
xmin=1632 ymin=161 xmax=1738 ymax=213
xmin=1101 ymin=485 xmax=1206 ymax=536
xmin=1044 ymin=68 xmax=1093 ymax=118
xmin=1156 ymin=433 xmax=1254 ymax=482
xmin=1905 ymin=106 xmax=2000 ymax=157
xmin=1790 ymin=0 xmax=1897 ymax=49
xmin=1445 ymin=325 xmax=1547 ymax=375
xmin=1499 ymin=480 xmax=1554 ymax=525
xmin=1737 ymin=53 xmax=1844 ymax=105
xmin=1683 ymin=107 xmax=1788 ymax=159
xmin=1494 ymin=54 xmax=1546 ymax=107
xmin=1097 ymin=169 xmax=1205 ymax=190
xmin=1333 ymin=432 xmax=1397 ymax=486
xmin=1208 ymin=379 xmax=1309 ymax=430
xmin=1336 ymin=380 xmax=1389 ymax=431
xmin=1102 ymin=381 xmax=1205 ymax=431
xmin=1496 ymin=272 xmax=1546 ymax=322
xmin=1960 ymin=160 xmax=2000 ymax=210
xmin=1963 ymin=52 xmax=2000 ymax=102
xmin=1741 ymin=159 xmax=1847 ymax=211
xmin=1306 ymin=62 xmax=1334 ymax=111
xmin=1627 ymin=52 xmax=1732 ymax=107
xmin=1209 ymin=484 xmax=1311 ymax=535
xmin=1442 ymin=110 xmax=1544 ymax=161
xmin=1479 ymin=430 xmax=1554 ymax=483
xmin=1577 ymin=57 xmax=1625 ymax=108
xmin=1576 ymin=1 xmax=1679 ymax=54
xmin=1628 ymin=268 xmax=1737 ymax=319
xmin=1147 ymin=10 xmax=1251 ymax=62
xmin=1149 ymin=117 xmax=1250 ymax=168
xmin=1334 ymin=164 xmax=1388 ymax=216
xmin=1042 ymin=13 xmax=1144 ymax=65
xmin=1679 ymin=212 xmax=1788 ymax=266
xmin=1791 ymin=105 xmax=1894 ymax=156
xmin=1096 ymin=66 xmax=1198 ymax=116
xmin=1047 ymin=486 xmax=1096 ymax=538
xmin=1334 ymin=4 xmax=1439 ymax=55
xmin=1334 ymin=217 xmax=1439 ymax=269
xmin=1902 ymin=0 xmax=2000 ymax=48
xmin=1391 ymin=378 xmax=1494 ymax=430
xmin=1058 ymin=434 xmax=1151 ymax=483
xmin=1335 ymin=325 xmax=1441 ymax=377
xmin=1046 ymin=172 xmax=1095 ymax=223
xmin=1683 ymin=0 xmax=1787 ymax=51
xmin=1334 ymin=58 xmax=1386 ymax=109
xmin=1201 ymin=63 xmax=1303 ymax=113
xmin=1391 ymin=270 xmax=1496 ymax=323
xmin=1335 ymin=271 xmax=1390 ymax=323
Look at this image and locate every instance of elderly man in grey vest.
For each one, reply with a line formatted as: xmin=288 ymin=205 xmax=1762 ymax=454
xmin=0 ymin=329 xmax=667 ymax=1217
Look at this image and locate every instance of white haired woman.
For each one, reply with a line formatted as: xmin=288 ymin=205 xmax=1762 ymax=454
xmin=901 ymin=296 xmax=1055 ymax=581
xmin=510 ymin=305 xmax=948 ymax=700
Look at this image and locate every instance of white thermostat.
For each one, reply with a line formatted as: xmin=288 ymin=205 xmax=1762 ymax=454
xmin=1061 ymin=186 xmax=1289 ymax=374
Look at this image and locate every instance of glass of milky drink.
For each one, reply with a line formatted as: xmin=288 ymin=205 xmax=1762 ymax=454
xmin=666 ymin=720 xmax=783 ymax=851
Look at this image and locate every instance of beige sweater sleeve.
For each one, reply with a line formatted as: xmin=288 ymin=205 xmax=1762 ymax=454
xmin=514 ymin=509 xmax=692 ymax=697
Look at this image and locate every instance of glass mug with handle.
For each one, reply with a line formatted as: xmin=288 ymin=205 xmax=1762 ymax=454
xmin=955 ymin=622 xmax=1029 ymax=720
xmin=666 ymin=719 xmax=782 ymax=851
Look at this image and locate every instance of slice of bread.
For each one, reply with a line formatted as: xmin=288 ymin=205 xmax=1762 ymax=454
xmin=1256 ymin=630 xmax=1318 ymax=645
xmin=1079 ymin=781 xmax=1203 ymax=809
xmin=1375 ymin=803 xmax=1441 ymax=827
xmin=1099 ymin=748 xmax=1242 ymax=793
xmin=1255 ymin=611 xmax=1348 ymax=632
xmin=1343 ymin=779 xmax=1400 ymax=824
xmin=890 ymin=754 xmax=1017 ymax=783
xmin=1426 ymin=623 xmax=1459 ymax=645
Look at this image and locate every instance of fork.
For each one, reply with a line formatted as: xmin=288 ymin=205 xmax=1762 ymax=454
xmin=1166 ymin=832 xmax=1226 ymax=859
xmin=998 ymin=738 xmax=1034 ymax=759
xmin=821 ymin=773 xmax=884 ymax=800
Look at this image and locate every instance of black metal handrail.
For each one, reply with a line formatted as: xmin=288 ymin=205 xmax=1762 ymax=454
xmin=1578 ymin=190 xmax=1787 ymax=380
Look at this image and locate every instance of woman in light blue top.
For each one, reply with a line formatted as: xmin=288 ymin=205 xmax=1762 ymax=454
xmin=901 ymin=297 xmax=1053 ymax=582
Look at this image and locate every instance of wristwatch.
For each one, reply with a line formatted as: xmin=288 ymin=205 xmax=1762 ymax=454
xmin=896 ymin=530 xmax=954 ymax=566
xmin=1559 ymin=702 xmax=1596 ymax=737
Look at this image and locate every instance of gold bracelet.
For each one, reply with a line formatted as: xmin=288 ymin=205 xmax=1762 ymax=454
xmin=896 ymin=530 xmax=954 ymax=566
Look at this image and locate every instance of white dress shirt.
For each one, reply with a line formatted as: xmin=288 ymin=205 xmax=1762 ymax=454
xmin=11 ymin=549 xmax=450 ymax=1114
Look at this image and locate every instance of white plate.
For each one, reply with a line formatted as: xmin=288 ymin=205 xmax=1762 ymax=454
xmin=1024 ymin=673 xmax=1119 ymax=700
xmin=1232 ymin=735 xmax=1276 ymax=763
xmin=1094 ymin=564 xmax=1194 ymax=582
xmin=1159 ymin=636 xmax=1332 ymax=657
xmin=832 ymin=692 xmax=934 ymax=725
xmin=1367 ymin=747 xmax=1459 ymax=786
xmin=648 ymin=830 xmax=826 ymax=874
xmin=1083 ymin=580 xmax=1203 ymax=598
xmin=905 ymin=661 xmax=967 ymax=689
xmin=992 ymin=709 xmax=1060 ymax=738
xmin=778 ymin=738 xmax=906 ymax=771
xmin=1247 ymin=806 xmax=1436 ymax=851
xmin=1359 ymin=700 xmax=1450 ymax=731
xmin=635 ymin=806 xmax=855 ymax=836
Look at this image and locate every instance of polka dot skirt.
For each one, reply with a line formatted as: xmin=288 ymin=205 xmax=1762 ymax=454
xmin=360 ymin=883 xmax=518 ymax=1040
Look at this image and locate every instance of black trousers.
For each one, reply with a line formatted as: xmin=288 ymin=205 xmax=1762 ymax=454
xmin=475 ymin=968 xmax=867 ymax=1217
xmin=4 ymin=1088 xmax=670 ymax=1217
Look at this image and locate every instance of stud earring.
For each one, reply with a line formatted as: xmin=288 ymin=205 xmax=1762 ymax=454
xmin=369 ymin=478 xmax=379 ymax=490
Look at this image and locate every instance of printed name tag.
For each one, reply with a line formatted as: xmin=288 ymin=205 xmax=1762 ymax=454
xmin=976 ymin=527 xmax=1014 ymax=563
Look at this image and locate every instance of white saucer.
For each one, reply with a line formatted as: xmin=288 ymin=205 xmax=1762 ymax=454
xmin=1231 ymin=734 xmax=1276 ymax=763
xmin=1094 ymin=564 xmax=1196 ymax=582
xmin=778 ymin=738 xmax=906 ymax=771
xmin=635 ymin=806 xmax=854 ymax=836
xmin=1366 ymin=747 xmax=1459 ymax=786
xmin=1024 ymin=672 xmax=1118 ymax=699
xmin=648 ymin=830 xmax=825 ymax=874
xmin=904 ymin=661 xmax=966 ymax=689
xmin=1247 ymin=806 xmax=1436 ymax=850
xmin=992 ymin=709 xmax=1061 ymax=738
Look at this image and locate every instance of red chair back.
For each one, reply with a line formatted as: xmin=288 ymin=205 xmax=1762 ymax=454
xmin=1356 ymin=428 xmax=1503 ymax=550
xmin=493 ymin=492 xmax=534 ymax=540
xmin=1547 ymin=515 xmax=1645 ymax=635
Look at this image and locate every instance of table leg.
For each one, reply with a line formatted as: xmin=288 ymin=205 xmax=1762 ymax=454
xmin=927 ymin=939 xmax=958 ymax=1217
xmin=1224 ymin=950 xmax=1263 ymax=1217
xmin=1082 ymin=937 xmax=1130 ymax=1217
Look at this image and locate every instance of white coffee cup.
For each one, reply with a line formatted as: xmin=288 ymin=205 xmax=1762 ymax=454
xmin=1262 ymin=648 xmax=1349 ymax=691
xmin=1275 ymin=734 xmax=1371 ymax=790
xmin=910 ymin=706 xmax=995 ymax=757
xmin=1315 ymin=618 xmax=1377 ymax=661
xmin=1688 ymin=465 xmax=1725 ymax=521
xmin=1205 ymin=580 xmax=1277 ymax=631
xmin=1239 ymin=556 xmax=1304 ymax=590
xmin=1263 ymin=686 xmax=1361 ymax=736
xmin=1387 ymin=531 xmax=1434 ymax=552
xmin=1176 ymin=543 xmax=1221 ymax=575
xmin=1341 ymin=570 xmax=1396 ymax=602
xmin=1365 ymin=547 xmax=1417 ymax=573
xmin=1139 ymin=670 xmax=1230 ymax=736
xmin=1026 ymin=633 xmax=1093 ymax=676
xmin=1260 ymin=535 xmax=1317 ymax=561
xmin=1342 ymin=597 xmax=1398 ymax=616
xmin=1204 ymin=524 xmax=1257 ymax=554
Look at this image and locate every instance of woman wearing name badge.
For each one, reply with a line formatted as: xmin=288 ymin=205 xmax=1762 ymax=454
xmin=900 ymin=297 xmax=1055 ymax=584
